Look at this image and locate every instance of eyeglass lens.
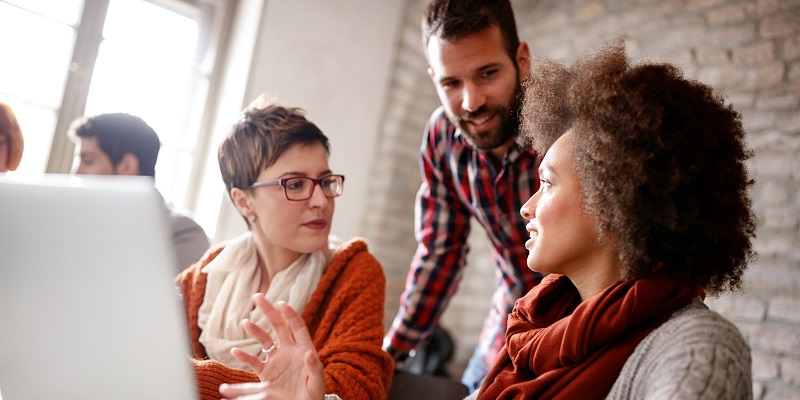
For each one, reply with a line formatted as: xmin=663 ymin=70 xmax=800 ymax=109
xmin=284 ymin=176 xmax=343 ymax=200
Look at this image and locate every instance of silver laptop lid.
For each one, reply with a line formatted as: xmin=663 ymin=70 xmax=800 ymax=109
xmin=0 ymin=174 xmax=195 ymax=400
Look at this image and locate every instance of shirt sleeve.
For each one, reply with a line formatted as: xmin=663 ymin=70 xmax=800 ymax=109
xmin=384 ymin=112 xmax=471 ymax=358
xmin=169 ymin=206 xmax=211 ymax=274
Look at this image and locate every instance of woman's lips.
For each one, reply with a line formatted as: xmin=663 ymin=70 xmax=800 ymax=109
xmin=303 ymin=219 xmax=328 ymax=229
xmin=524 ymin=227 xmax=538 ymax=250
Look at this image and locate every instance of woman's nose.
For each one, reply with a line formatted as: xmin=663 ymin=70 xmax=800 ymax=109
xmin=520 ymin=190 xmax=540 ymax=220
xmin=308 ymin=182 xmax=330 ymax=207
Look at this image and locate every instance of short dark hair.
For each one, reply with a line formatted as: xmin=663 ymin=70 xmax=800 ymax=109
xmin=218 ymin=98 xmax=330 ymax=198
xmin=421 ymin=0 xmax=521 ymax=64
xmin=68 ymin=113 xmax=161 ymax=177
xmin=522 ymin=40 xmax=757 ymax=294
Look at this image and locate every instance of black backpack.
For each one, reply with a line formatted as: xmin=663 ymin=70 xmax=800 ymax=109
xmin=397 ymin=326 xmax=455 ymax=377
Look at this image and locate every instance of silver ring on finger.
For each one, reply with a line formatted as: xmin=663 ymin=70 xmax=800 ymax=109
xmin=260 ymin=343 xmax=276 ymax=360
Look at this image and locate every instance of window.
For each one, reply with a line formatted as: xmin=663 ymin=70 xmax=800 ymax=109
xmin=0 ymin=0 xmax=228 ymax=211
xmin=0 ymin=0 xmax=81 ymax=175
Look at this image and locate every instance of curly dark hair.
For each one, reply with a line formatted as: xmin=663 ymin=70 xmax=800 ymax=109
xmin=521 ymin=41 xmax=756 ymax=294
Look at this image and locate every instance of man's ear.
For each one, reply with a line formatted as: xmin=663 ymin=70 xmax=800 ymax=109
xmin=230 ymin=187 xmax=254 ymax=220
xmin=115 ymin=153 xmax=140 ymax=176
xmin=516 ymin=41 xmax=532 ymax=81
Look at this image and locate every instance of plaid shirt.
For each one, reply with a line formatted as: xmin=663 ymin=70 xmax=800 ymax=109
xmin=385 ymin=106 xmax=541 ymax=370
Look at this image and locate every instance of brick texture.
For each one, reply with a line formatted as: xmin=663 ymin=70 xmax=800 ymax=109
xmin=366 ymin=0 xmax=800 ymax=396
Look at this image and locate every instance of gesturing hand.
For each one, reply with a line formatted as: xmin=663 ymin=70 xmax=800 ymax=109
xmin=226 ymin=294 xmax=326 ymax=400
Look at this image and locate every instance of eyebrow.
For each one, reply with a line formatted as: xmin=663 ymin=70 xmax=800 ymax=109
xmin=277 ymin=169 xmax=333 ymax=179
xmin=476 ymin=62 xmax=503 ymax=72
xmin=538 ymin=163 xmax=557 ymax=177
xmin=437 ymin=62 xmax=504 ymax=85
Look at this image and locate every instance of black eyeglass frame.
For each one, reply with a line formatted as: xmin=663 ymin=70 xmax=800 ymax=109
xmin=249 ymin=174 xmax=345 ymax=201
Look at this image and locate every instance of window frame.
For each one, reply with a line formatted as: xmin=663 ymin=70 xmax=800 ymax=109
xmin=39 ymin=0 xmax=233 ymax=214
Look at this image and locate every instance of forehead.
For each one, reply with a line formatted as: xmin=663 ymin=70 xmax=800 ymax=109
xmin=426 ymin=25 xmax=512 ymax=78
xmin=541 ymin=131 xmax=574 ymax=171
xmin=76 ymin=136 xmax=103 ymax=154
xmin=259 ymin=142 xmax=330 ymax=177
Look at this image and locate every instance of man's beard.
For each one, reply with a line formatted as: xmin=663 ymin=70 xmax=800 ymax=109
xmin=451 ymin=81 xmax=523 ymax=151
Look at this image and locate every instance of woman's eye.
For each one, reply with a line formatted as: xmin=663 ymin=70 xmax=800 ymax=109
xmin=285 ymin=180 xmax=306 ymax=191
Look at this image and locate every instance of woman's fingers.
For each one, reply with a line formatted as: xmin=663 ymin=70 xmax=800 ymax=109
xmin=241 ymin=318 xmax=275 ymax=350
xmin=276 ymin=302 xmax=313 ymax=346
xmin=230 ymin=347 xmax=264 ymax=374
xmin=220 ymin=381 xmax=296 ymax=400
xmin=223 ymin=393 xmax=267 ymax=400
xmin=252 ymin=293 xmax=293 ymax=345
xmin=302 ymin=349 xmax=327 ymax=399
xmin=220 ymin=381 xmax=269 ymax=396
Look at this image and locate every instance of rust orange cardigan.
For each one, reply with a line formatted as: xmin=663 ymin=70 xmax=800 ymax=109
xmin=176 ymin=237 xmax=394 ymax=400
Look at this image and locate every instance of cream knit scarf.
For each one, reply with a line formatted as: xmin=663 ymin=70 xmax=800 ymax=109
xmin=197 ymin=231 xmax=331 ymax=369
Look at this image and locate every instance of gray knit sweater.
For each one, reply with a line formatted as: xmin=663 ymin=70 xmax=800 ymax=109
xmin=465 ymin=299 xmax=752 ymax=400
xmin=606 ymin=298 xmax=752 ymax=399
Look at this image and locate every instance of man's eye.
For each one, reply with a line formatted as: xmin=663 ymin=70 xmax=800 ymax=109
xmin=441 ymin=80 xmax=459 ymax=89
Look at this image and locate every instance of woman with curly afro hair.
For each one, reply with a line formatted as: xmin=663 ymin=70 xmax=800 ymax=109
xmin=475 ymin=40 xmax=756 ymax=400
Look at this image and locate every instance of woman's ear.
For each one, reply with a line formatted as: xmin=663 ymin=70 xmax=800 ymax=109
xmin=230 ymin=187 xmax=254 ymax=219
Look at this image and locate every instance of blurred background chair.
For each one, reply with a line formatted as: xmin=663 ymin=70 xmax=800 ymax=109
xmin=388 ymin=370 xmax=468 ymax=400
xmin=388 ymin=326 xmax=467 ymax=400
xmin=396 ymin=325 xmax=455 ymax=377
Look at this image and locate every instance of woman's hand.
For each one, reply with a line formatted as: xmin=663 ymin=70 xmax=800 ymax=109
xmin=226 ymin=294 xmax=326 ymax=400
xmin=219 ymin=350 xmax=321 ymax=400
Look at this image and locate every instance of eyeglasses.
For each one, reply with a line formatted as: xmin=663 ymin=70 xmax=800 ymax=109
xmin=250 ymin=174 xmax=345 ymax=201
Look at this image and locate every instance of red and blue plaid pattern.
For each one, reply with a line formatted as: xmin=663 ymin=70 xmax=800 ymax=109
xmin=386 ymin=106 xmax=542 ymax=369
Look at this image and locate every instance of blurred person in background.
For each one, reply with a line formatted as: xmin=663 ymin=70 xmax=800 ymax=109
xmin=0 ymin=102 xmax=24 ymax=173
xmin=68 ymin=112 xmax=210 ymax=274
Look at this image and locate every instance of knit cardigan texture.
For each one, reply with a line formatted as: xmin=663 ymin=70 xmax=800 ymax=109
xmin=606 ymin=299 xmax=752 ymax=399
xmin=176 ymin=237 xmax=394 ymax=400
xmin=464 ymin=299 xmax=752 ymax=400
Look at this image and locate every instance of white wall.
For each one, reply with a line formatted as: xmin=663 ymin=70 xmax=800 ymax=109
xmin=214 ymin=0 xmax=405 ymax=242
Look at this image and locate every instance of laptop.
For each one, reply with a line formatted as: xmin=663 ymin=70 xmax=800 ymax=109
xmin=0 ymin=174 xmax=196 ymax=400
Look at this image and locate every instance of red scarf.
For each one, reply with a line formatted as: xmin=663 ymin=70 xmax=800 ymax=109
xmin=477 ymin=271 xmax=702 ymax=399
